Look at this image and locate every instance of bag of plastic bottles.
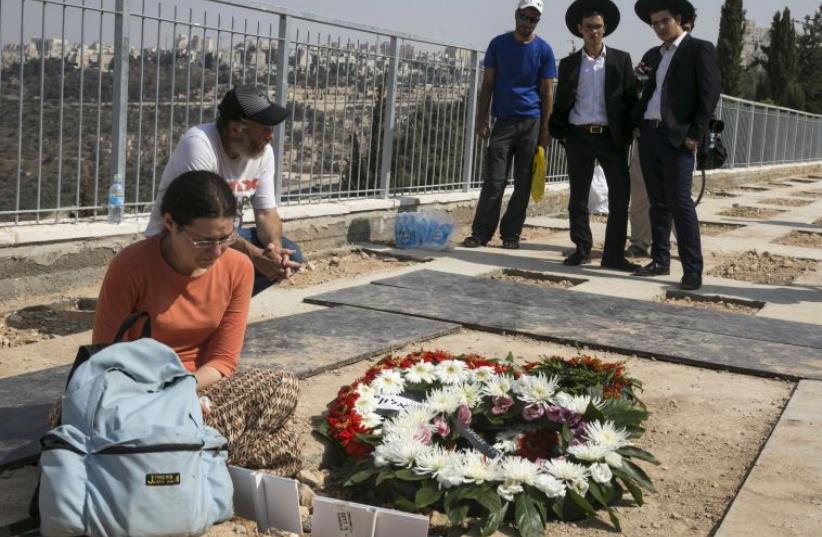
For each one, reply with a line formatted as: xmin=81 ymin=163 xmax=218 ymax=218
xmin=394 ymin=211 xmax=456 ymax=251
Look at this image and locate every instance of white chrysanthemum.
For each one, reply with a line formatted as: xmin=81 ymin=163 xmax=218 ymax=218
xmin=513 ymin=373 xmax=559 ymax=404
xmin=482 ymin=374 xmax=515 ymax=398
xmin=469 ymin=366 xmax=496 ymax=384
xmin=404 ymin=361 xmax=436 ymax=384
xmin=436 ymin=463 xmax=466 ymax=488
xmin=534 ymin=474 xmax=566 ymax=498
xmin=373 ymin=437 xmax=425 ymax=468
xmin=360 ymin=412 xmax=384 ymax=431
xmin=604 ymin=451 xmax=623 ymax=468
xmin=543 ymin=458 xmax=590 ymax=482
xmin=382 ymin=406 xmax=435 ymax=437
xmin=500 ymin=457 xmax=540 ymax=486
xmin=434 ymin=359 xmax=469 ymax=384
xmin=492 ymin=439 xmax=519 ymax=454
xmin=353 ymin=395 xmax=378 ymax=416
xmin=584 ymin=421 xmax=632 ymax=450
xmin=590 ymin=462 xmax=613 ymax=484
xmin=461 ymin=451 xmax=500 ymax=484
xmin=356 ymin=383 xmax=376 ymax=399
xmin=414 ymin=445 xmax=452 ymax=477
xmin=371 ymin=369 xmax=406 ymax=396
xmin=567 ymin=442 xmax=613 ymax=462
xmin=571 ymin=479 xmax=589 ymax=496
xmin=552 ymin=391 xmax=603 ymax=414
xmin=497 ymin=481 xmax=524 ymax=502
xmin=454 ymin=383 xmax=483 ymax=408
xmin=426 ymin=387 xmax=462 ymax=414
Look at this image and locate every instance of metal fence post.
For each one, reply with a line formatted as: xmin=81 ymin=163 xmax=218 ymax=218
xmin=730 ymin=101 xmax=740 ymax=167
xmin=461 ymin=50 xmax=479 ymax=192
xmin=745 ymin=103 xmax=754 ymax=167
xmin=111 ymin=0 xmax=130 ymax=195
xmin=273 ymin=14 xmax=291 ymax=206
xmin=379 ymin=36 xmax=399 ymax=198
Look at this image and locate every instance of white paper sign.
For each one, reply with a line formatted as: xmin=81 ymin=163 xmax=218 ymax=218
xmin=228 ymin=465 xmax=302 ymax=535
xmin=312 ymin=496 xmax=378 ymax=537
xmin=374 ymin=508 xmax=429 ymax=537
xmin=374 ymin=394 xmax=421 ymax=412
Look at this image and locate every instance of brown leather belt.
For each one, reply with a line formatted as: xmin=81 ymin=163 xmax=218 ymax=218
xmin=574 ymin=124 xmax=609 ymax=134
xmin=643 ymin=119 xmax=664 ymax=128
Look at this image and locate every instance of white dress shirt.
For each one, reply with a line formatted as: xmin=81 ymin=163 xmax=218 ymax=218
xmin=569 ymin=45 xmax=608 ymax=126
xmin=644 ymin=31 xmax=688 ymax=121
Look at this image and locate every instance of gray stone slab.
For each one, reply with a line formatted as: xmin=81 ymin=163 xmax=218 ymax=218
xmin=306 ymin=284 xmax=822 ymax=381
xmin=372 ymin=270 xmax=822 ymax=350
xmin=0 ymin=307 xmax=458 ymax=470
xmin=240 ymin=306 xmax=459 ymax=377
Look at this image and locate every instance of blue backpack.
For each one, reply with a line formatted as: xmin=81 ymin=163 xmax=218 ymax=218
xmin=34 ymin=313 xmax=233 ymax=537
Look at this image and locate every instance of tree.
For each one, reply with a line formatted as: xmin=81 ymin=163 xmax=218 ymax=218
xmin=716 ymin=0 xmax=746 ymax=96
xmin=761 ymin=7 xmax=805 ymax=109
xmin=798 ymin=3 xmax=822 ymax=113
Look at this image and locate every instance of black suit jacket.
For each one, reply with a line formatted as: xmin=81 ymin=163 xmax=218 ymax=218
xmin=632 ymin=34 xmax=721 ymax=148
xmin=549 ymin=47 xmax=638 ymax=150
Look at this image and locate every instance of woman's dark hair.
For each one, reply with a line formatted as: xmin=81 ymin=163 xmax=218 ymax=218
xmin=160 ymin=170 xmax=237 ymax=226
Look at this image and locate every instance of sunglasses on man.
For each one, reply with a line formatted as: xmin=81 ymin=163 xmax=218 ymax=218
xmin=517 ymin=12 xmax=540 ymax=24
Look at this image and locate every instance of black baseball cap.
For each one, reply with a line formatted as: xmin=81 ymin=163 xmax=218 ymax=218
xmin=218 ymin=85 xmax=289 ymax=126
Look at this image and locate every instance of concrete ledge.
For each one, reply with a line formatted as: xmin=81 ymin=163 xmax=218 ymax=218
xmin=714 ymin=380 xmax=822 ymax=537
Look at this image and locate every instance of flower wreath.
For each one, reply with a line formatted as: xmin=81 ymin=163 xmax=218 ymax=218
xmin=316 ymin=351 xmax=658 ymax=537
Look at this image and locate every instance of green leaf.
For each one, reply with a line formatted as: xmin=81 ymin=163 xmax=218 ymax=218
xmin=588 ymin=482 xmax=621 ymax=532
xmin=376 ymin=468 xmax=395 ymax=486
xmin=583 ymin=401 xmax=606 ymax=422
xmin=514 ymin=493 xmax=545 ymax=537
xmin=446 ymin=504 xmax=469 ymax=527
xmin=560 ymin=424 xmax=572 ymax=444
xmin=566 ymin=489 xmax=597 ymax=518
xmin=480 ymin=502 xmax=508 ymax=537
xmin=462 ymin=485 xmax=502 ymax=514
xmin=393 ymin=496 xmax=418 ymax=512
xmin=345 ymin=466 xmax=379 ymax=486
xmin=414 ymin=485 xmax=443 ymax=508
xmin=621 ymin=459 xmax=656 ymax=492
xmin=612 ymin=469 xmax=644 ymax=505
xmin=394 ymin=468 xmax=429 ymax=481
xmin=618 ymin=446 xmax=661 ymax=465
xmin=551 ymin=500 xmax=565 ymax=521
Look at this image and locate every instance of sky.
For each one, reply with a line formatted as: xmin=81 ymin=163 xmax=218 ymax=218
xmin=258 ymin=0 xmax=822 ymax=60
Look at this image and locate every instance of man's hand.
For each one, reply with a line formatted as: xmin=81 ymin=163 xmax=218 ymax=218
xmin=248 ymin=245 xmax=287 ymax=280
xmin=261 ymin=242 xmax=301 ymax=279
xmin=684 ymin=137 xmax=699 ymax=154
xmin=476 ymin=117 xmax=491 ymax=139
xmin=538 ymin=133 xmax=551 ymax=151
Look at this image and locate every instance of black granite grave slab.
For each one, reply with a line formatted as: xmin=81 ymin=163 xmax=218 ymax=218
xmin=371 ymin=270 xmax=822 ymax=350
xmin=0 ymin=307 xmax=457 ymax=471
xmin=306 ymin=284 xmax=822 ymax=381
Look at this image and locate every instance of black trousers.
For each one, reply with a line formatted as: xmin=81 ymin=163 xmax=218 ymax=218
xmin=638 ymin=122 xmax=703 ymax=275
xmin=564 ymin=126 xmax=630 ymax=262
xmin=470 ymin=117 xmax=540 ymax=242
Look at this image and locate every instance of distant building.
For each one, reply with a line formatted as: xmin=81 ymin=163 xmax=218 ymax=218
xmin=444 ymin=46 xmax=473 ymax=65
xmin=741 ymin=18 xmax=769 ymax=67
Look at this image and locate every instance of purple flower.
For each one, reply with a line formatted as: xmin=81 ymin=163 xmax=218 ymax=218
xmin=522 ymin=403 xmax=545 ymax=421
xmin=413 ymin=425 xmax=432 ymax=445
xmin=546 ymin=405 xmax=582 ymax=426
xmin=433 ymin=417 xmax=450 ymax=438
xmin=457 ymin=405 xmax=472 ymax=425
xmin=491 ymin=396 xmax=514 ymax=415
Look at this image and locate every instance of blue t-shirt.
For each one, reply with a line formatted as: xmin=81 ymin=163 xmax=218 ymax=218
xmin=484 ymin=32 xmax=557 ymax=119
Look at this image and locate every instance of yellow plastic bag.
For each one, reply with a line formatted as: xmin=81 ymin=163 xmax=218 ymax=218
xmin=530 ymin=146 xmax=546 ymax=202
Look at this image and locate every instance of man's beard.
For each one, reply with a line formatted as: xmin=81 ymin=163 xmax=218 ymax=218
xmin=235 ymin=133 xmax=268 ymax=159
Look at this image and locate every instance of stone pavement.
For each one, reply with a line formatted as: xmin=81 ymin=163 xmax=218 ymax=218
xmin=0 ymin=174 xmax=820 ymax=534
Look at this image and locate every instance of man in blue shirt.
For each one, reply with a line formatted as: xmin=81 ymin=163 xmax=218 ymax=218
xmin=463 ymin=0 xmax=556 ymax=250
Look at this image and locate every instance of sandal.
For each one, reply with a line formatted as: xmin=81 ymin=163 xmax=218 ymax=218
xmin=501 ymin=239 xmax=520 ymax=250
xmin=462 ymin=236 xmax=487 ymax=248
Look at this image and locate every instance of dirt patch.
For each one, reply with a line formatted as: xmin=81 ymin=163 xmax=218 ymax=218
xmin=278 ymin=249 xmax=422 ymax=289
xmin=717 ymin=205 xmax=785 ymax=219
xmin=658 ymin=290 xmax=763 ymax=315
xmin=590 ymin=212 xmax=609 ymax=224
xmin=788 ymin=177 xmax=818 ymax=184
xmin=708 ymin=250 xmax=819 ymax=285
xmin=0 ymin=299 xmax=96 ymax=349
xmin=703 ymin=189 xmax=737 ymax=199
xmin=484 ymin=268 xmax=586 ymax=289
xmin=699 ymin=222 xmax=744 ymax=237
xmin=735 ymin=186 xmax=770 ymax=192
xmin=791 ymin=190 xmax=822 ymax=198
xmin=815 ymin=217 xmax=822 ymax=226
xmin=773 ymin=230 xmax=822 ymax=249
xmin=759 ymin=197 xmax=814 ymax=207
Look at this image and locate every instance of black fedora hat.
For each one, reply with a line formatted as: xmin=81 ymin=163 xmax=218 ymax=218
xmin=634 ymin=0 xmax=696 ymax=26
xmin=565 ymin=0 xmax=621 ymax=38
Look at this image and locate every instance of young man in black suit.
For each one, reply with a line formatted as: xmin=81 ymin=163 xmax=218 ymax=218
xmin=631 ymin=0 xmax=720 ymax=290
xmin=550 ymin=0 xmax=639 ymax=271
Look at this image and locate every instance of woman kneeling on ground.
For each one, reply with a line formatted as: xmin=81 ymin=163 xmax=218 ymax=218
xmin=52 ymin=170 xmax=301 ymax=475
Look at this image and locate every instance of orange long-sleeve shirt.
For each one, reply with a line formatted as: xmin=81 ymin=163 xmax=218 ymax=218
xmin=92 ymin=235 xmax=253 ymax=376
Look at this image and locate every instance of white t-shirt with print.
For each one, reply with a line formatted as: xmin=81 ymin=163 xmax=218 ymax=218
xmin=144 ymin=122 xmax=277 ymax=237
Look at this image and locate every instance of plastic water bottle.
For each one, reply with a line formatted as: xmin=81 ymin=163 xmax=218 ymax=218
xmin=107 ymin=173 xmax=124 ymax=224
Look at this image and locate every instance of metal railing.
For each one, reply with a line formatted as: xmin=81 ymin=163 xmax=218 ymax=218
xmin=1 ymin=0 xmax=821 ymax=225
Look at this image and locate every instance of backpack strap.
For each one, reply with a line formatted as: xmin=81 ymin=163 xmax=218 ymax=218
xmin=113 ymin=311 xmax=152 ymax=342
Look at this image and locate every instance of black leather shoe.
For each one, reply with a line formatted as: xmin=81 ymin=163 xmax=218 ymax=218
xmin=633 ymin=261 xmax=670 ymax=277
xmin=462 ymin=236 xmax=487 ymax=248
xmin=601 ymin=258 xmax=642 ymax=272
xmin=563 ymin=251 xmax=591 ymax=266
xmin=680 ymin=273 xmax=703 ymax=290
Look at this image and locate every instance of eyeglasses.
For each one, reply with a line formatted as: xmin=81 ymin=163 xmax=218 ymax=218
xmin=181 ymin=226 xmax=238 ymax=249
xmin=650 ymin=16 xmax=674 ymax=29
xmin=517 ymin=13 xmax=540 ymax=24
xmin=583 ymin=23 xmax=605 ymax=32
